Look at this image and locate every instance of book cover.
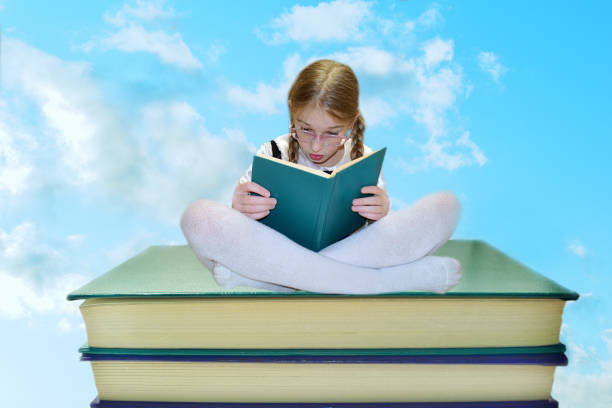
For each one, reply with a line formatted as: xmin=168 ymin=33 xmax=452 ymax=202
xmin=251 ymin=148 xmax=386 ymax=251
xmin=79 ymin=343 xmax=568 ymax=357
xmin=90 ymin=398 xmax=560 ymax=408
xmin=81 ymin=350 xmax=568 ymax=364
xmin=67 ymin=240 xmax=578 ymax=300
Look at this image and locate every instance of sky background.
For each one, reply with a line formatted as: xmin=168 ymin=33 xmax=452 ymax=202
xmin=0 ymin=1 xmax=610 ymax=407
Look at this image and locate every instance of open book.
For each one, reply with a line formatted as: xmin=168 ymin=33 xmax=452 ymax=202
xmin=251 ymin=148 xmax=386 ymax=251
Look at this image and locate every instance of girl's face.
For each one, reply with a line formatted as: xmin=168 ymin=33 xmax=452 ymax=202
xmin=293 ymin=104 xmax=352 ymax=167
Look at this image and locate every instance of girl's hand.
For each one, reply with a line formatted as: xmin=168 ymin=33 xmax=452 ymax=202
xmin=232 ymin=182 xmax=276 ymax=220
xmin=352 ymin=186 xmax=389 ymax=221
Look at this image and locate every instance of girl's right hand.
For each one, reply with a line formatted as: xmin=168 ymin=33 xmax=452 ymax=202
xmin=232 ymin=182 xmax=276 ymax=220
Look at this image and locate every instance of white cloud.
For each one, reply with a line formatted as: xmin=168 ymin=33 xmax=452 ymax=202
xmin=67 ymin=234 xmax=86 ymax=246
xmin=5 ymin=37 xmax=253 ymax=224
xmin=553 ymin=332 xmax=612 ymax=407
xmin=360 ymin=97 xmax=396 ymax=126
xmin=225 ymin=53 xmax=303 ymax=114
xmin=58 ymin=317 xmax=73 ymax=332
xmin=405 ymin=5 xmax=443 ymax=32
xmin=86 ymin=1 xmax=201 ymax=70
xmin=568 ymin=240 xmax=588 ymax=257
xmin=411 ymin=65 xmax=463 ymax=137
xmin=329 ymin=46 xmax=396 ymax=76
xmin=0 ymin=100 xmax=34 ymax=195
xmin=0 ymin=222 xmax=89 ymax=319
xmin=207 ymin=43 xmax=226 ymax=63
xmin=4 ymin=37 xmax=126 ymax=186
xmin=260 ymin=0 xmax=372 ymax=44
xmin=100 ymin=25 xmax=202 ymax=70
xmin=418 ymin=6 xmax=443 ymax=28
xmin=135 ymin=100 xmax=255 ymax=222
xmin=456 ymin=131 xmax=488 ymax=166
xmin=478 ymin=51 xmax=507 ymax=82
xmin=104 ymin=0 xmax=176 ymax=26
xmin=422 ymin=37 xmax=454 ymax=69
xmin=226 ymin=82 xmax=287 ymax=115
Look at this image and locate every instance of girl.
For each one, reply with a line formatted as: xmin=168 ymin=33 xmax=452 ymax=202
xmin=180 ymin=59 xmax=462 ymax=294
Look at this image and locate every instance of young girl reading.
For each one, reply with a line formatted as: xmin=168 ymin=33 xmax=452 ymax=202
xmin=180 ymin=59 xmax=462 ymax=294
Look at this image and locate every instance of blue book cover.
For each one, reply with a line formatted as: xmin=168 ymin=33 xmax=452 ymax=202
xmin=91 ymin=397 xmax=559 ymax=408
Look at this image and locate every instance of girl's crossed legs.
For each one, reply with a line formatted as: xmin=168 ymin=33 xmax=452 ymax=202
xmin=180 ymin=191 xmax=462 ymax=294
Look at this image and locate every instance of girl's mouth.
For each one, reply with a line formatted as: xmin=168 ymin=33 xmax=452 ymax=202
xmin=309 ymin=154 xmax=324 ymax=161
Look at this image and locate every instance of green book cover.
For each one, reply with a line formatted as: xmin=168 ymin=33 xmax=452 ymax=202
xmin=66 ymin=240 xmax=579 ymax=300
xmin=251 ymin=148 xmax=386 ymax=251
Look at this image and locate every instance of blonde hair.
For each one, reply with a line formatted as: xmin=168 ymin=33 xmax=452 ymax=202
xmin=287 ymin=59 xmax=365 ymax=163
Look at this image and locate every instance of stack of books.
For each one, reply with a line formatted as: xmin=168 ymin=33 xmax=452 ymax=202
xmin=67 ymin=240 xmax=578 ymax=407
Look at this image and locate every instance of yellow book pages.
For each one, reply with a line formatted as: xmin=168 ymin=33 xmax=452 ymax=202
xmin=90 ymin=361 xmax=556 ymax=403
xmin=81 ymin=297 xmax=565 ymax=348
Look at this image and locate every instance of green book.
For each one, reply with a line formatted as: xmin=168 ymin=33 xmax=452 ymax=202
xmin=251 ymin=147 xmax=386 ymax=251
xmin=67 ymin=240 xmax=578 ymax=349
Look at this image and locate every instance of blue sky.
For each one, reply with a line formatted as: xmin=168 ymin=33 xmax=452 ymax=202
xmin=0 ymin=1 xmax=611 ymax=406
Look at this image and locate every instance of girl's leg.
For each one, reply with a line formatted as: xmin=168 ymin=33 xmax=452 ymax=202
xmin=319 ymin=191 xmax=461 ymax=268
xmin=180 ymin=200 xmax=460 ymax=294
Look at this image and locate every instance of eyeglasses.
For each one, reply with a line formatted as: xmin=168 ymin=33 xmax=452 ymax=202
xmin=290 ymin=127 xmax=348 ymax=147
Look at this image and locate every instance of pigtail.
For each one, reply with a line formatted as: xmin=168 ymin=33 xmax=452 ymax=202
xmin=288 ymin=124 xmax=300 ymax=163
xmin=350 ymin=114 xmax=365 ymax=160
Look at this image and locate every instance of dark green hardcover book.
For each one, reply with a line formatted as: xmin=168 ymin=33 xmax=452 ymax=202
xmin=251 ymin=148 xmax=386 ymax=251
xmin=66 ymin=241 xmax=579 ymax=349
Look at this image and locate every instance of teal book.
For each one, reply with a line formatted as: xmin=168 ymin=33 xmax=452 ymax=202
xmin=66 ymin=240 xmax=578 ymax=349
xmin=251 ymin=147 xmax=386 ymax=251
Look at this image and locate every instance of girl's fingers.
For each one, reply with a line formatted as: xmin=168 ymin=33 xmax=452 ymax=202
xmin=247 ymin=210 xmax=270 ymax=220
xmin=352 ymin=195 xmax=383 ymax=206
xmin=361 ymin=185 xmax=383 ymax=195
xmin=239 ymin=182 xmax=271 ymax=197
xmin=357 ymin=211 xmax=384 ymax=221
xmin=236 ymin=196 xmax=276 ymax=212
xmin=352 ymin=205 xmax=384 ymax=214
xmin=240 ymin=203 xmax=276 ymax=213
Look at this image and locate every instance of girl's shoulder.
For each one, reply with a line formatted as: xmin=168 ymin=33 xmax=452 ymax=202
xmin=257 ymin=134 xmax=291 ymax=161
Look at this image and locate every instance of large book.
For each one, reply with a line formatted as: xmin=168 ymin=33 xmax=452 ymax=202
xmin=67 ymin=240 xmax=578 ymax=349
xmin=251 ymin=148 xmax=386 ymax=251
xmin=80 ymin=346 xmax=566 ymax=404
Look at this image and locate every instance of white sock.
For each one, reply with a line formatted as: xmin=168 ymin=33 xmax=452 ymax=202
xmin=181 ymin=198 xmax=461 ymax=295
xmin=213 ymin=262 xmax=296 ymax=292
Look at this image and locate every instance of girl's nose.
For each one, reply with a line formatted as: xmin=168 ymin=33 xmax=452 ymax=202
xmin=311 ymin=136 xmax=323 ymax=151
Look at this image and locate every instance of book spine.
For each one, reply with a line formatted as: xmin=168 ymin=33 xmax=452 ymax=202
xmin=312 ymin=180 xmax=335 ymax=252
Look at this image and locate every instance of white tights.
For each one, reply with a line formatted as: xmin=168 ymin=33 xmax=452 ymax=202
xmin=180 ymin=191 xmax=462 ymax=294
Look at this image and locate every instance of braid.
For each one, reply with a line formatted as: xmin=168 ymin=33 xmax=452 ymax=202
xmin=350 ymin=114 xmax=365 ymax=160
xmin=288 ymin=124 xmax=300 ymax=163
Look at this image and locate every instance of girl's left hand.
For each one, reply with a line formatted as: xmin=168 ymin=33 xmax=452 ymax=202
xmin=352 ymin=186 xmax=390 ymax=221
